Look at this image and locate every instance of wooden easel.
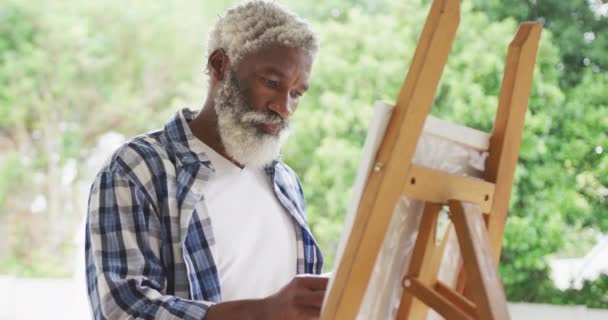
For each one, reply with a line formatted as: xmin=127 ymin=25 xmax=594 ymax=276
xmin=320 ymin=0 xmax=542 ymax=319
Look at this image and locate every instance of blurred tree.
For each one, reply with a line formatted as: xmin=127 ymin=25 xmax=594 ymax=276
xmin=287 ymin=0 xmax=389 ymax=22
xmin=0 ymin=0 xmax=228 ymax=276
xmin=549 ymin=274 xmax=608 ymax=308
xmin=464 ymin=0 xmax=608 ymax=302
xmin=471 ymin=0 xmax=608 ymax=88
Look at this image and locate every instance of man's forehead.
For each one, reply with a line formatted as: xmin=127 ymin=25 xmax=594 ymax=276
xmin=241 ymin=45 xmax=313 ymax=69
xmin=239 ymin=45 xmax=312 ymax=82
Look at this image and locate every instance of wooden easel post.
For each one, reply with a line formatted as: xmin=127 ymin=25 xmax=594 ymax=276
xmin=453 ymin=22 xmax=544 ymax=308
xmin=320 ymin=0 xmax=460 ymax=318
xmin=398 ymin=22 xmax=542 ymax=320
xmin=320 ymin=0 xmax=542 ymax=319
xmin=485 ymin=22 xmax=544 ymax=260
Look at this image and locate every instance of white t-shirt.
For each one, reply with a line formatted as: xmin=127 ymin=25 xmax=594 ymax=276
xmin=195 ymin=142 xmax=297 ymax=302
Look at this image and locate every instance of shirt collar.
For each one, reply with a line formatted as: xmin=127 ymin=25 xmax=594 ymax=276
xmin=164 ymin=108 xmax=213 ymax=167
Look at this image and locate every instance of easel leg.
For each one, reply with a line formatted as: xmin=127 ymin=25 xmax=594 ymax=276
xmin=448 ymin=200 xmax=510 ymax=320
xmin=397 ymin=203 xmax=441 ymax=319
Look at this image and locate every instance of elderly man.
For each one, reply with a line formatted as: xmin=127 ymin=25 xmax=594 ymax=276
xmin=85 ymin=1 xmax=327 ymax=319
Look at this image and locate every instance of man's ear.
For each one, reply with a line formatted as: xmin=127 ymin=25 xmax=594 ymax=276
xmin=208 ymin=49 xmax=229 ymax=81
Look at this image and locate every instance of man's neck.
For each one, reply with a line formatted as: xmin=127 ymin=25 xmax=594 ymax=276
xmin=189 ymin=101 xmax=244 ymax=168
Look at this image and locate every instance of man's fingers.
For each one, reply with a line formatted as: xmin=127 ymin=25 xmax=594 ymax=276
xmin=293 ymin=275 xmax=329 ymax=291
xmin=295 ymin=290 xmax=326 ymax=308
xmin=297 ymin=305 xmax=322 ymax=319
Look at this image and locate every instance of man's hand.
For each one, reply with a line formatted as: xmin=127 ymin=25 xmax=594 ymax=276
xmin=205 ymin=275 xmax=329 ymax=320
xmin=261 ymin=275 xmax=329 ymax=320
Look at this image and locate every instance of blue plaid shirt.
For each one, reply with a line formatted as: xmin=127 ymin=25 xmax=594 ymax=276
xmin=85 ymin=108 xmax=323 ymax=320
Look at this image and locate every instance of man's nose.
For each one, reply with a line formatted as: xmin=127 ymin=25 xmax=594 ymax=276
xmin=268 ymin=93 xmax=293 ymax=119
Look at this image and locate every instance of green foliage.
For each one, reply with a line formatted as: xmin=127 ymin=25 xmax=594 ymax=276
xmin=287 ymin=0 xmax=389 ymax=22
xmin=0 ymin=152 xmax=28 ymax=215
xmin=479 ymin=2 xmax=608 ymax=302
xmin=471 ymin=0 xmax=608 ymax=87
xmin=547 ymin=274 xmax=608 ymax=308
xmin=0 ymin=0 xmax=230 ymax=277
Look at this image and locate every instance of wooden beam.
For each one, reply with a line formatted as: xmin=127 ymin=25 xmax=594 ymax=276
xmin=396 ymin=203 xmax=441 ymax=319
xmin=449 ymin=200 xmax=510 ymax=320
xmin=484 ymin=22 xmax=543 ymax=261
xmin=435 ymin=281 xmax=478 ymax=319
xmin=403 ymin=276 xmax=474 ymax=320
xmin=402 ymin=165 xmax=495 ymax=212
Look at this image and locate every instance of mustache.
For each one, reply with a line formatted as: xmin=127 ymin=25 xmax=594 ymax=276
xmin=240 ymin=111 xmax=289 ymax=127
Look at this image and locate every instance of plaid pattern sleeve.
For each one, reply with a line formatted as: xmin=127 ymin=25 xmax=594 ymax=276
xmin=86 ymin=156 xmax=214 ymax=320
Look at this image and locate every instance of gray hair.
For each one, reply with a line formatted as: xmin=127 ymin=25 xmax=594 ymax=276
xmin=207 ymin=0 xmax=319 ymax=65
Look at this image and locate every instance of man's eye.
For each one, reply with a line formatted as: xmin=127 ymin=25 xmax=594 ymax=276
xmin=290 ymin=91 xmax=303 ymax=99
xmin=263 ymin=78 xmax=279 ymax=88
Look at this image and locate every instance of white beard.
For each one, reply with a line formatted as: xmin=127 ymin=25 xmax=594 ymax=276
xmin=213 ymin=72 xmax=291 ymax=168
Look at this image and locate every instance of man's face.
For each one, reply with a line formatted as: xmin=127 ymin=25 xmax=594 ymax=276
xmin=233 ymin=45 xmax=312 ymax=134
xmin=213 ymin=45 xmax=313 ymax=167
